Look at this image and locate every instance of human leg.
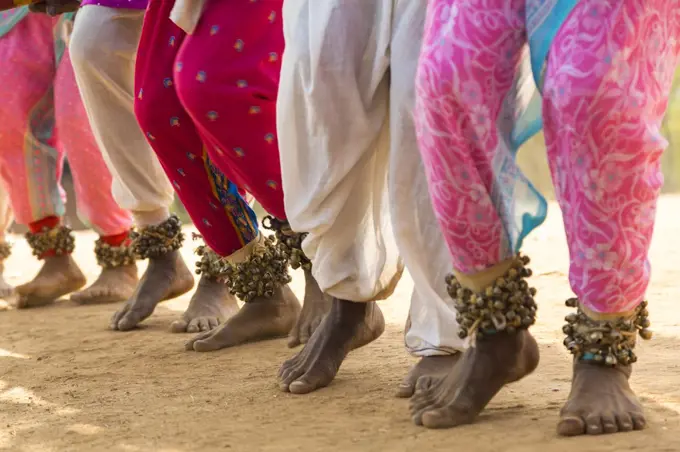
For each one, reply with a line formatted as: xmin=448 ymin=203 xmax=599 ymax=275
xmin=275 ymin=0 xmax=403 ymax=394
xmin=54 ymin=48 xmax=139 ymax=305
xmin=387 ymin=0 xmax=464 ymax=398
xmin=0 ymin=14 xmax=88 ymax=308
xmin=409 ymin=0 xmax=542 ymax=428
xmin=541 ymin=0 xmax=680 ymax=436
xmin=133 ymin=0 xmax=300 ymax=339
xmin=171 ymin=0 xmax=328 ymax=349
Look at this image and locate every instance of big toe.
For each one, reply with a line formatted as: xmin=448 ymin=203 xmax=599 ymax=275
xmin=395 ymin=377 xmax=416 ymax=398
xmin=288 ymin=373 xmax=328 ymax=395
xmin=192 ymin=334 xmax=229 ymax=352
xmin=170 ymin=318 xmax=190 ymax=333
xmin=116 ymin=311 xmax=144 ymax=331
xmin=557 ymin=415 xmax=587 ymax=437
xmin=421 ymin=407 xmax=465 ymax=429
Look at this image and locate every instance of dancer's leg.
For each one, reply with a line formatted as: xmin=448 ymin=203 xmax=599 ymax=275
xmin=0 ymin=14 xmax=87 ymax=308
xmin=409 ymin=0 xmax=540 ymax=428
xmin=276 ymin=0 xmax=401 ymax=394
xmin=54 ymin=48 xmax=138 ymax=305
xmin=173 ymin=0 xmax=327 ymax=349
xmin=133 ymin=0 xmax=300 ymax=340
xmin=542 ymin=0 xmax=680 ymax=436
xmin=387 ymin=0 xmax=463 ymax=398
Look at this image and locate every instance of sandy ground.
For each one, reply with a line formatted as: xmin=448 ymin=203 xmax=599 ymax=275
xmin=1 ymin=197 xmax=680 ymax=452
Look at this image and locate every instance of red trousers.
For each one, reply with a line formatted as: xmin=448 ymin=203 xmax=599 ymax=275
xmin=134 ymin=0 xmax=285 ymax=256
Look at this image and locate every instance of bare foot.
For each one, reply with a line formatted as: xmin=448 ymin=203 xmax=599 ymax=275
xmin=110 ymin=250 xmax=194 ymax=331
xmin=171 ymin=275 xmax=240 ymax=333
xmin=0 ymin=261 xmax=14 ymax=300
xmin=396 ymin=354 xmax=461 ymax=398
xmin=71 ymin=264 xmax=138 ymax=305
xmin=184 ymin=285 xmax=301 ymax=351
xmin=410 ymin=330 xmax=539 ymax=428
xmin=287 ymin=268 xmax=332 ymax=348
xmin=278 ymin=298 xmax=385 ymax=395
xmin=15 ymin=255 xmax=87 ymax=308
xmin=557 ymin=362 xmax=645 ymax=436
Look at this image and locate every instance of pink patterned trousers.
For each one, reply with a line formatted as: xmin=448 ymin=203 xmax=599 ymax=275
xmin=0 ymin=13 xmax=132 ymax=236
xmin=415 ymin=0 xmax=680 ymax=314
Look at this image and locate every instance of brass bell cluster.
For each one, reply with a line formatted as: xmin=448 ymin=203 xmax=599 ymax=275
xmin=220 ymin=235 xmax=292 ymax=302
xmin=262 ymin=215 xmax=311 ymax=271
xmin=25 ymin=225 xmax=75 ymax=259
xmin=194 ymin=243 xmax=225 ymax=280
xmin=446 ymin=254 xmax=537 ymax=341
xmin=94 ymin=237 xmax=136 ymax=269
xmin=563 ymin=298 xmax=651 ymax=366
xmin=131 ymin=214 xmax=184 ymax=259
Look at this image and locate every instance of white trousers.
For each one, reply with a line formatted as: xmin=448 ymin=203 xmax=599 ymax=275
xmin=278 ymin=0 xmax=463 ymax=355
xmin=69 ymin=6 xmax=174 ymax=227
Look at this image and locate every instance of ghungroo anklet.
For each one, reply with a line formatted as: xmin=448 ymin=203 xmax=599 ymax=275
xmin=25 ymin=225 xmax=75 ymax=259
xmin=262 ymin=215 xmax=311 ymax=271
xmin=446 ymin=254 xmax=537 ymax=341
xmin=221 ymin=235 xmax=292 ymax=302
xmin=94 ymin=237 xmax=136 ymax=269
xmin=563 ymin=299 xmax=651 ymax=366
xmin=0 ymin=242 xmax=11 ymax=260
xmin=193 ymin=234 xmax=225 ymax=280
xmin=131 ymin=214 xmax=184 ymax=259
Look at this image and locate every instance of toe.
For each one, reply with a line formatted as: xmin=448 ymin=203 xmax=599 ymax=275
xmin=170 ymin=319 xmax=189 ymax=333
xmin=186 ymin=319 xmax=201 ymax=333
xmin=557 ymin=415 xmax=587 ymax=437
xmin=395 ymin=382 xmax=415 ymax=398
xmin=414 ymin=375 xmax=434 ymax=393
xmin=585 ymin=414 xmax=603 ymax=435
xmin=298 ymin=325 xmax=312 ymax=346
xmin=287 ymin=334 xmax=301 ymax=348
xmin=601 ymin=412 xmax=618 ymax=434
xmin=109 ymin=307 xmax=128 ymax=330
xmin=197 ymin=318 xmax=212 ymax=332
xmin=184 ymin=330 xmax=212 ymax=351
xmin=208 ymin=317 xmax=220 ymax=330
xmin=287 ymin=323 xmax=301 ymax=348
xmin=278 ymin=355 xmax=299 ymax=379
xmin=117 ymin=311 xmax=144 ymax=331
xmin=289 ymin=373 xmax=326 ymax=395
xmin=193 ymin=336 xmax=226 ymax=352
xmin=616 ymin=413 xmax=633 ymax=432
xmin=421 ymin=407 xmax=462 ymax=429
xmin=631 ymin=413 xmax=646 ymax=431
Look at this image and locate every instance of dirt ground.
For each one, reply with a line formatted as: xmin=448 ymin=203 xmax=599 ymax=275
xmin=1 ymin=197 xmax=680 ymax=452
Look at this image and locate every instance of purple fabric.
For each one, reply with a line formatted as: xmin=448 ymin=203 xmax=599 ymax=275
xmin=79 ymin=0 xmax=148 ymax=9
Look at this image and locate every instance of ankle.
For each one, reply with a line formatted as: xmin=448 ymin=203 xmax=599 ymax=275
xmin=448 ymin=254 xmax=537 ymax=341
xmin=25 ymin=220 xmax=75 ymax=259
xmin=95 ymin=231 xmax=136 ymax=269
xmin=563 ymin=299 xmax=650 ymax=367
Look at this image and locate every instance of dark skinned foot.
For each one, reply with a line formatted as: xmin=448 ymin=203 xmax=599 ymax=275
xmin=557 ymin=362 xmax=645 ymax=436
xmin=287 ymin=268 xmax=332 ymax=348
xmin=410 ymin=329 xmax=539 ymax=428
xmin=71 ymin=264 xmax=138 ymax=305
xmin=110 ymin=250 xmax=194 ymax=331
xmin=184 ymin=284 xmax=301 ymax=351
xmin=396 ymin=354 xmax=461 ymax=398
xmin=0 ymin=261 xmax=13 ymax=300
xmin=170 ymin=275 xmax=240 ymax=333
xmin=278 ymin=298 xmax=385 ymax=395
xmin=16 ymin=255 xmax=87 ymax=308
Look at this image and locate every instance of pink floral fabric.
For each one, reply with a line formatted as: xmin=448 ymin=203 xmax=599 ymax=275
xmin=415 ymin=0 xmax=680 ymax=313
